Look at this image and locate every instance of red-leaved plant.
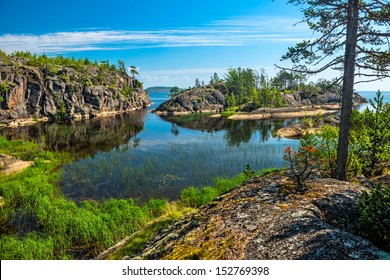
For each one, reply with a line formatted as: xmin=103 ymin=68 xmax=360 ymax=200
xmin=283 ymin=143 xmax=319 ymax=192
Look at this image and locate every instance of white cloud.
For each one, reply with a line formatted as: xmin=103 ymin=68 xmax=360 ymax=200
xmin=0 ymin=16 xmax=311 ymax=54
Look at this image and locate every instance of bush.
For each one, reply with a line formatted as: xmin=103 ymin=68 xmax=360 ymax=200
xmin=358 ymin=185 xmax=390 ymax=251
xmin=352 ymin=91 xmax=390 ymax=177
xmin=283 ymin=134 xmax=320 ymax=192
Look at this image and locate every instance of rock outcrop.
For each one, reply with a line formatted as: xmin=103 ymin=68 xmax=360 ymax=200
xmin=0 ymin=57 xmax=151 ymax=126
xmin=0 ymin=153 xmax=33 ymax=174
xmin=136 ymin=172 xmax=385 ymax=260
xmin=154 ymin=87 xmax=225 ymax=116
xmin=282 ymin=91 xmax=367 ymax=107
xmin=154 ymin=85 xmax=367 ymax=117
xmin=276 ymin=115 xmax=340 ymax=138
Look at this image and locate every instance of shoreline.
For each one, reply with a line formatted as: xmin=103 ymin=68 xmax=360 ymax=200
xmin=228 ymin=106 xmax=340 ymax=120
xmin=154 ymin=104 xmax=344 ymax=121
xmin=0 ymin=104 xmax=151 ymax=129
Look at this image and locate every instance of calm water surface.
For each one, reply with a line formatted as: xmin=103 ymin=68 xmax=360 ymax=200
xmin=60 ymin=92 xmax=300 ymax=201
xmin=3 ymin=91 xmax=389 ymax=201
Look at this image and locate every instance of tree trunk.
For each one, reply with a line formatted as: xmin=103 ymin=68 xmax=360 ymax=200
xmin=334 ymin=0 xmax=359 ymax=180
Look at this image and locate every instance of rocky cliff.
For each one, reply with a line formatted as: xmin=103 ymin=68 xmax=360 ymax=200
xmin=135 ymin=171 xmax=385 ymax=260
xmin=0 ymin=56 xmax=151 ymax=126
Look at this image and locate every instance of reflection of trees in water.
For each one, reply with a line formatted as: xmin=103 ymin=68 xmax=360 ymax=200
xmin=171 ymin=123 xmax=179 ymax=135
xmin=224 ymin=121 xmax=254 ymax=147
xmin=224 ymin=118 xmax=300 ymax=147
xmin=1 ymin=111 xmax=146 ymax=158
xmin=161 ymin=115 xmax=300 ymax=147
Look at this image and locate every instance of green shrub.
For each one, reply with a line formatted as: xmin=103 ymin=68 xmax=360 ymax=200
xmin=352 ymin=91 xmax=390 ymax=177
xmin=358 ymin=185 xmax=390 ymax=251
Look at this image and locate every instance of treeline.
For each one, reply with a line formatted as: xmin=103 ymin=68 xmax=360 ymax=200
xmin=0 ymin=50 xmax=139 ymax=78
xmin=0 ymin=50 xmax=143 ymax=92
xmin=188 ymin=67 xmax=341 ymax=109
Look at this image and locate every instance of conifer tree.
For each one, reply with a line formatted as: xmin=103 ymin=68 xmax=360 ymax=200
xmin=282 ymin=0 xmax=390 ymax=180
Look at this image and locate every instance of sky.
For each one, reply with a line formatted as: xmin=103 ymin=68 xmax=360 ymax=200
xmin=0 ymin=0 xmax=389 ymax=90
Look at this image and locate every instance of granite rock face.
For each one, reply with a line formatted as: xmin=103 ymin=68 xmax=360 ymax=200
xmin=282 ymin=91 xmax=367 ymax=107
xmin=137 ymin=172 xmax=384 ymax=260
xmin=0 ymin=60 xmax=151 ymax=124
xmin=154 ymin=87 xmax=225 ymax=115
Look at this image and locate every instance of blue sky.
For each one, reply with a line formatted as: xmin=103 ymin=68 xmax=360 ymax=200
xmin=0 ymin=0 xmax=389 ymax=90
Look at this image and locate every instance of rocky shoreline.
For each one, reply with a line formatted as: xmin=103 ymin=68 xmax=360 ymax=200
xmin=132 ymin=171 xmax=386 ymax=260
xmin=153 ymin=86 xmax=367 ymax=121
xmin=0 ymin=57 xmax=151 ymax=127
xmin=0 ymin=105 xmax=150 ymax=129
xmin=227 ymin=105 xmax=340 ymax=120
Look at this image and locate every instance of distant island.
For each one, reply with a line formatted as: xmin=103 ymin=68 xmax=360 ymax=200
xmin=145 ymin=86 xmax=172 ymax=93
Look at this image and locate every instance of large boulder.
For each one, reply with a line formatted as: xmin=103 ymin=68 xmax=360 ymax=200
xmin=154 ymin=87 xmax=225 ymax=115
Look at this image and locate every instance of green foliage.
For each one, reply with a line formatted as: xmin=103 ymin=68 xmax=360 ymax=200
xmin=271 ymin=70 xmax=306 ymax=91
xmin=220 ymin=110 xmax=237 ymax=117
xmin=0 ymin=136 xmax=50 ymax=161
xmin=195 ymin=78 xmax=201 ymax=88
xmin=290 ymin=92 xmax=389 ymax=179
xmin=121 ymin=86 xmax=134 ymax=98
xmin=0 ymin=164 xmax=169 ymax=259
xmin=129 ymin=66 xmax=139 ymax=78
xmin=134 ymin=80 xmax=143 ymax=89
xmin=5 ymin=51 xmax=135 ymax=81
xmin=180 ymin=186 xmax=218 ymax=208
xmin=209 ymin=72 xmax=221 ymax=84
xmin=358 ymin=185 xmax=390 ymax=251
xmin=0 ymin=82 xmax=9 ymax=94
xmin=84 ymin=80 xmax=93 ymax=87
xmin=117 ymin=60 xmax=126 ymax=74
xmin=224 ymin=67 xmax=256 ymax=105
xmin=180 ymin=173 xmax=248 ymax=208
xmin=352 ymin=91 xmax=390 ymax=177
xmin=169 ymin=86 xmax=180 ymax=98
xmin=312 ymin=125 xmax=339 ymax=177
xmin=0 ymin=49 xmax=11 ymax=64
xmin=244 ymin=164 xmax=255 ymax=180
xmin=0 ymin=137 xmax=163 ymax=259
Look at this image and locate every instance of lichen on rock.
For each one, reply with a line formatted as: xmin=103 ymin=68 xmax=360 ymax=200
xmin=136 ymin=171 xmax=384 ymax=260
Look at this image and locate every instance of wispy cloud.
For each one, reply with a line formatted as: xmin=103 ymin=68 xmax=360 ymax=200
xmin=0 ymin=16 xmax=310 ymax=54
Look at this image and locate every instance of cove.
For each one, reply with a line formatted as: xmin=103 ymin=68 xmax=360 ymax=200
xmin=59 ymin=92 xmax=299 ymax=201
xmin=4 ymin=91 xmax=387 ymax=202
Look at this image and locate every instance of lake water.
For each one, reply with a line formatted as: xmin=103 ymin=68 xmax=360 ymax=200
xmin=2 ymin=91 xmax=389 ymax=202
xmin=60 ymin=92 xmax=300 ymax=201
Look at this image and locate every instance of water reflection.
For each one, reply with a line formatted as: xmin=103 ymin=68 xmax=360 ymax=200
xmin=59 ymin=113 xmax=300 ymax=202
xmin=164 ymin=115 xmax=299 ymax=147
xmin=1 ymin=111 xmax=146 ymax=158
xmin=1 ymin=92 xmax=301 ymax=202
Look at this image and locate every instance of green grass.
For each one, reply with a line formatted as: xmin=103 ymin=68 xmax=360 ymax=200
xmin=0 ymin=136 xmax=280 ymax=259
xmin=220 ymin=111 xmax=237 ymax=117
xmin=109 ymin=203 xmax=193 ymax=259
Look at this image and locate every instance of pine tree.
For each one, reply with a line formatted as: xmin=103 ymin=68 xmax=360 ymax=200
xmin=282 ymin=0 xmax=390 ymax=180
